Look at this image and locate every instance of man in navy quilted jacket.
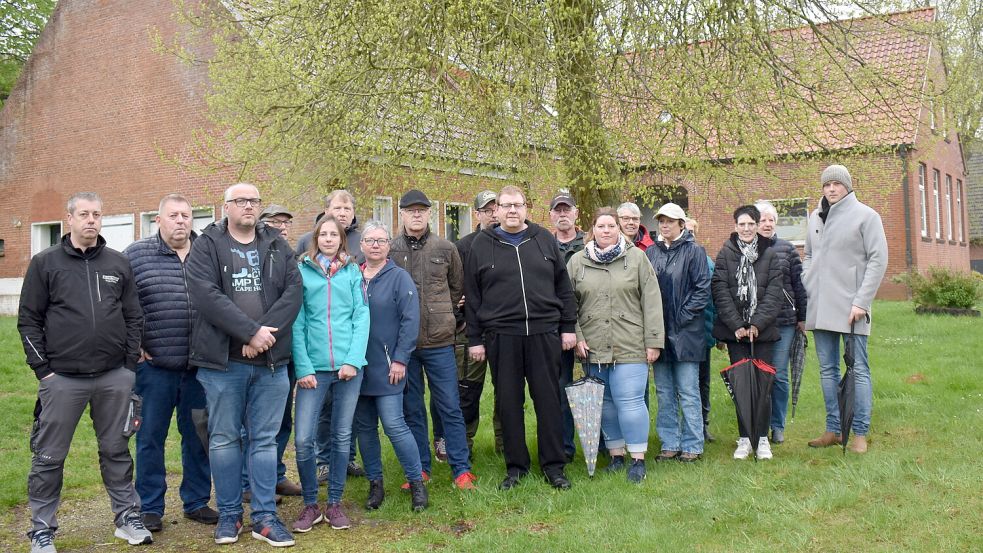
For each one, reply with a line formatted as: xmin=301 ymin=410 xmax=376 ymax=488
xmin=123 ymin=194 xmax=216 ymax=532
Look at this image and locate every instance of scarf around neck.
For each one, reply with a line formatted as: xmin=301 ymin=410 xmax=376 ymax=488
xmin=736 ymin=235 xmax=759 ymax=323
xmin=316 ymin=252 xmax=348 ymax=277
xmin=585 ymin=234 xmax=626 ymax=264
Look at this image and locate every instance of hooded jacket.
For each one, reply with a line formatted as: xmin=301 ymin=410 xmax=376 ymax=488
xmin=710 ymin=233 xmax=787 ymax=343
xmin=464 ymin=221 xmax=577 ymax=345
xmin=645 ymin=230 xmax=711 ymax=363
xmin=390 ymin=227 xmax=463 ymax=348
xmin=802 ymin=192 xmax=887 ymax=335
xmin=361 ymin=259 xmax=420 ymax=396
xmin=292 ymin=256 xmax=369 ymax=378
xmin=18 ymin=235 xmax=143 ymax=380
xmin=567 ymin=241 xmax=665 ymax=363
xmin=632 ymin=224 xmax=656 ymax=252
xmin=123 ymin=231 xmax=197 ymax=370
xmin=186 ymin=219 xmax=302 ymax=371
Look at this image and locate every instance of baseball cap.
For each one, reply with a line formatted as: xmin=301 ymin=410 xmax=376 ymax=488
xmin=260 ymin=204 xmax=294 ymax=220
xmin=549 ymin=193 xmax=576 ymax=210
xmin=474 ymin=190 xmax=497 ymax=210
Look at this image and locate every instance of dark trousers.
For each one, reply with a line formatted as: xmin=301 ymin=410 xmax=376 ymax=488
xmin=558 ymin=349 xmax=577 ymax=457
xmin=29 ymin=368 xmax=141 ymax=533
xmin=726 ymin=341 xmax=775 ymax=438
xmin=433 ymin=332 xmax=503 ymax=453
xmin=135 ymin=362 xmax=210 ymax=516
xmin=486 ymin=332 xmax=565 ymax=477
xmin=699 ymin=347 xmax=712 ymax=426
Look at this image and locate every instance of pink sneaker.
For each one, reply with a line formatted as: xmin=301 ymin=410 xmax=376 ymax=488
xmin=291 ymin=504 xmax=323 ymax=533
xmin=324 ymin=503 xmax=351 ymax=530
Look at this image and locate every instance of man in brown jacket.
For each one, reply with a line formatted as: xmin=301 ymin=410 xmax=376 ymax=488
xmin=390 ymin=190 xmax=477 ymax=490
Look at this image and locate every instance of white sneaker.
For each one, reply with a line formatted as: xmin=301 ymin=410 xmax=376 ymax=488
xmin=756 ymin=437 xmax=773 ymax=460
xmin=733 ymin=437 xmax=752 ymax=460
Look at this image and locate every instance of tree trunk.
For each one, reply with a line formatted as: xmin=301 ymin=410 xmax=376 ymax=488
xmin=553 ymin=0 xmax=622 ymax=227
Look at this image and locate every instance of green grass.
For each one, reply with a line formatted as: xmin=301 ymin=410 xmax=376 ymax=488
xmin=1 ymin=301 xmax=981 ymax=552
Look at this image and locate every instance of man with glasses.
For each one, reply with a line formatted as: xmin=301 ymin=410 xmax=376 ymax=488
xmin=617 ymin=202 xmax=655 ymax=252
xmin=548 ymin=192 xmax=584 ymax=463
xmin=464 ymin=185 xmax=578 ymax=490
xmin=186 ymin=183 xmax=302 ymax=547
xmin=390 ymin=189 xmax=477 ymax=490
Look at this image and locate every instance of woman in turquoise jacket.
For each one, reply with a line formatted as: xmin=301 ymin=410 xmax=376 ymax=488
xmin=291 ymin=216 xmax=369 ymax=533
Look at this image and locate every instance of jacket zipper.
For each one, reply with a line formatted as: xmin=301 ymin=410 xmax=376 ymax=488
xmin=326 ymin=268 xmax=336 ymax=370
xmin=181 ymin=258 xmax=193 ymax=339
xmin=84 ymin=260 xmax=96 ymax=326
xmin=259 ymin=246 xmax=274 ymax=371
xmin=510 ymin=242 xmax=531 ymax=335
xmin=95 ymin=271 xmax=102 ymax=302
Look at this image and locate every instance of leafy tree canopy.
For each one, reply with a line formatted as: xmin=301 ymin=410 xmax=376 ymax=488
xmin=0 ymin=0 xmax=55 ymax=108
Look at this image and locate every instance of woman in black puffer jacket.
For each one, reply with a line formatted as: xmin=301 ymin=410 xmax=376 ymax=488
xmin=711 ymin=205 xmax=786 ymax=461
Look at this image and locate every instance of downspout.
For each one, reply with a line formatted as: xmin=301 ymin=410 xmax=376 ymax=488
xmin=899 ymin=144 xmax=914 ymax=300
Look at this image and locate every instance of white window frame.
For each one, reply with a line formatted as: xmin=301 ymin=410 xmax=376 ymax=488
xmin=443 ymin=202 xmax=472 ymax=242
xmin=761 ymin=197 xmax=809 ymax=245
xmin=101 ymin=214 xmax=135 ymax=252
xmin=945 ymin=175 xmax=953 ymax=241
xmin=956 ymin=179 xmax=964 ymax=242
xmin=429 ymin=201 xmax=441 ymax=236
xmin=372 ymin=196 xmax=393 ymax=231
xmin=31 ymin=221 xmax=62 ymax=256
xmin=918 ymin=164 xmax=928 ymax=237
xmin=933 ymin=169 xmax=941 ymax=239
xmin=140 ymin=207 xmax=215 ymax=238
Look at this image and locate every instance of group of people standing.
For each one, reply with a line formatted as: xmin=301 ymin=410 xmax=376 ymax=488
xmin=18 ymin=164 xmax=887 ymax=552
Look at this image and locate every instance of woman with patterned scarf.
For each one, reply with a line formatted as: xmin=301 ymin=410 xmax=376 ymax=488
xmin=711 ymin=205 xmax=786 ymax=461
xmin=291 ymin=215 xmax=369 ymax=532
xmin=567 ymin=208 xmax=665 ymax=483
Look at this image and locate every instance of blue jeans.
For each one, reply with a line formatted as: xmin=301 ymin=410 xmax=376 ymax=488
xmin=653 ymin=361 xmax=704 ymax=455
xmin=315 ymin=390 xmax=358 ymax=467
xmin=403 ymin=346 xmax=471 ymax=477
xmin=241 ymin=369 xmax=294 ymax=492
xmin=197 ymin=362 xmax=289 ymax=519
xmin=813 ymin=330 xmax=872 ymax=436
xmin=770 ymin=325 xmax=796 ymax=432
xmin=355 ymin=394 xmax=423 ymax=481
xmin=585 ymin=362 xmax=650 ymax=454
xmin=135 ymin=361 xmax=211 ymax=516
xmin=295 ymin=370 xmax=363 ymax=505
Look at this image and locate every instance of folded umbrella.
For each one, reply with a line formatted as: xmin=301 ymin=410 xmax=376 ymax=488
xmin=720 ymin=347 xmax=776 ymax=461
xmin=838 ymin=323 xmax=860 ymax=454
xmin=788 ymin=328 xmax=808 ymax=420
xmin=565 ymin=356 xmax=605 ymax=476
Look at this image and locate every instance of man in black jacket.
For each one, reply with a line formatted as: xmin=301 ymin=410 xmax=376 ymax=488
xmin=19 ymin=192 xmax=151 ymax=552
xmin=186 ymin=183 xmax=302 ymax=547
xmin=464 ymin=185 xmax=578 ymax=490
xmin=123 ymin=194 xmax=216 ymax=532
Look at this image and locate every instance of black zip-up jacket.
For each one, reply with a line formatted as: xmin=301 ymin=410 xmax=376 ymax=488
xmin=711 ymin=233 xmax=787 ymax=343
xmin=18 ymin=235 xmax=143 ymax=380
xmin=464 ymin=221 xmax=577 ymax=346
xmin=771 ymin=237 xmax=808 ymax=326
xmin=186 ymin=219 xmax=303 ymax=371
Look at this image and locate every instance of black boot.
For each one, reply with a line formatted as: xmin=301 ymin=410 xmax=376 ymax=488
xmin=409 ymin=480 xmax=428 ymax=512
xmin=366 ymin=479 xmax=385 ymax=510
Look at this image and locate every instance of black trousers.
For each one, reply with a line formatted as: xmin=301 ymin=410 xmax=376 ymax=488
xmin=486 ymin=331 xmax=566 ymax=477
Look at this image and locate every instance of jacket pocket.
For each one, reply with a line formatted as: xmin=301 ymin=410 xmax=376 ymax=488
xmin=427 ymin=256 xmax=449 ymax=282
xmin=426 ymin=303 xmax=455 ymax=344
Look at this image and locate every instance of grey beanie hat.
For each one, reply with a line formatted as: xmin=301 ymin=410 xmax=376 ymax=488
xmin=820 ymin=165 xmax=853 ymax=192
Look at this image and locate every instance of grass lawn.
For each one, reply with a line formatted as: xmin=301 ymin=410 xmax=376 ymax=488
xmin=1 ymin=300 xmax=981 ymax=552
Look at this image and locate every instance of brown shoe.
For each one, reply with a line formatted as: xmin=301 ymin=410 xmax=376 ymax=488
xmin=276 ymin=479 xmax=303 ymax=496
xmin=848 ymin=435 xmax=868 ymax=454
xmin=807 ymin=431 xmax=841 ymax=448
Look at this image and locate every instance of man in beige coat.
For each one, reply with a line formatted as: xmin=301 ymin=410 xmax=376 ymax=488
xmin=802 ymin=165 xmax=888 ymax=453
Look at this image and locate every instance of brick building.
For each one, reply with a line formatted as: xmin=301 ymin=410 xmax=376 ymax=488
xmin=967 ymin=146 xmax=983 ymax=272
xmin=627 ymin=8 xmax=970 ymax=300
xmin=0 ymin=2 xmax=971 ymax=309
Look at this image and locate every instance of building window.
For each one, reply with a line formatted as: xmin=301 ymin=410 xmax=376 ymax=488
xmin=444 ymin=203 xmax=472 ymax=242
xmin=429 ymin=201 xmax=441 ymax=236
xmin=945 ymin=175 xmax=953 ymax=241
xmin=372 ymin=196 xmax=393 ymax=230
xmin=918 ymin=164 xmax=927 ymax=238
xmin=956 ymin=179 xmax=964 ymax=242
xmin=933 ymin=169 xmax=941 ymax=239
xmin=0 ymin=238 xmax=4 ymax=257
xmin=761 ymin=198 xmax=809 ymax=244
xmin=141 ymin=208 xmax=215 ymax=239
xmin=102 ymin=214 xmax=135 ymax=252
xmin=31 ymin=221 xmax=63 ymax=256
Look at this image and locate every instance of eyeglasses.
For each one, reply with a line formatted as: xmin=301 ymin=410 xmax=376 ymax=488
xmin=619 ymin=216 xmax=641 ymax=222
xmin=361 ymin=238 xmax=390 ymax=246
xmin=477 ymin=208 xmax=495 ymax=215
xmin=266 ymin=218 xmax=292 ymax=227
xmin=227 ymin=198 xmax=263 ymax=208
xmin=499 ymin=202 xmax=526 ymax=210
xmin=402 ymin=208 xmax=429 ymax=216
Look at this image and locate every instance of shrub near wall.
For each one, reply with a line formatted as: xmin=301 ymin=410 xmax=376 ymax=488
xmin=894 ymin=267 xmax=982 ymax=315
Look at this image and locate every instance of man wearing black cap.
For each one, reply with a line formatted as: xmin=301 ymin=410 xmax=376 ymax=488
xmin=390 ymin=190 xmax=477 ymax=489
xmin=548 ymin=192 xmax=584 ymax=463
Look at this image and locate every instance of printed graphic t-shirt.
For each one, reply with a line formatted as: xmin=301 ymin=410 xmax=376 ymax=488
xmin=227 ymin=235 xmax=265 ymax=365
